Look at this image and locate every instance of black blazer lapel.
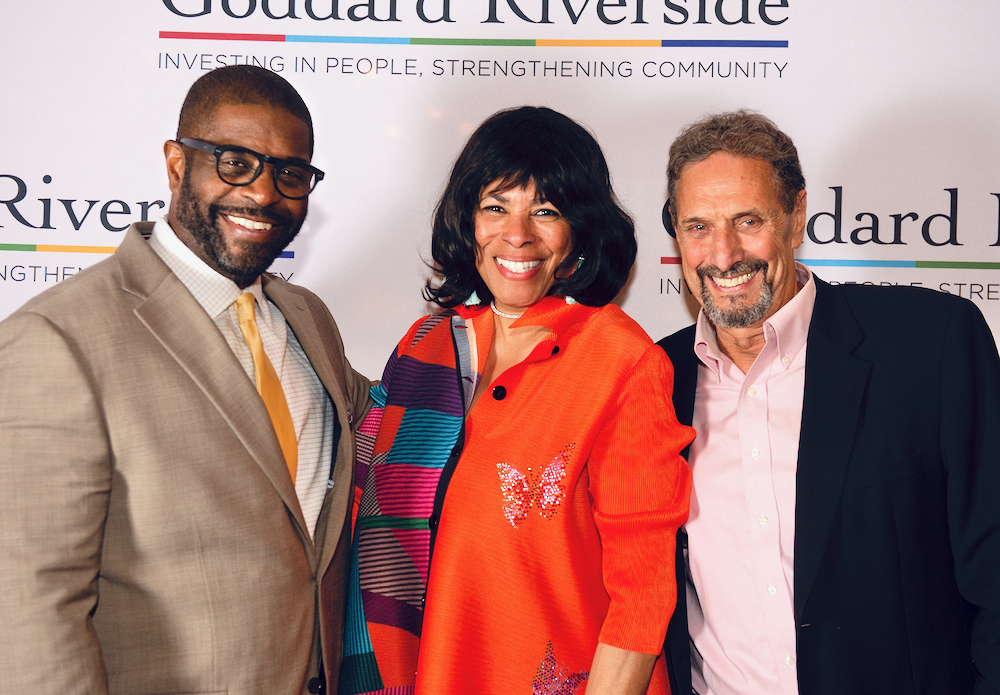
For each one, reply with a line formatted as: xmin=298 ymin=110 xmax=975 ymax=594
xmin=656 ymin=326 xmax=698 ymax=695
xmin=659 ymin=325 xmax=698 ymax=430
xmin=793 ymin=278 xmax=871 ymax=621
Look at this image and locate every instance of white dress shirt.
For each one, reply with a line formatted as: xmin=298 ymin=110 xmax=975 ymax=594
xmin=148 ymin=218 xmax=334 ymax=537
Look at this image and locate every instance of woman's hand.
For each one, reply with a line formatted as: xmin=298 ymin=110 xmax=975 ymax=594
xmin=585 ymin=642 xmax=658 ymax=695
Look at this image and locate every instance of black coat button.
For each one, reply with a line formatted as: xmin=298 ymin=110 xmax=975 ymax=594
xmin=551 ymin=345 xmax=560 ymax=355
xmin=492 ymin=385 xmax=507 ymax=400
xmin=428 ymin=513 xmax=439 ymax=529
xmin=451 ymin=444 xmax=462 ymax=456
xmin=308 ymin=676 xmax=324 ymax=694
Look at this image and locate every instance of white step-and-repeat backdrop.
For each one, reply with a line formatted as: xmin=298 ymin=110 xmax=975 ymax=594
xmin=3 ymin=1 xmax=999 ymax=378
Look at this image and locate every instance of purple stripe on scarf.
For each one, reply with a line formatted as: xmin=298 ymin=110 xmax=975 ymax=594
xmin=361 ymin=589 xmax=424 ymax=636
xmin=386 ymin=355 xmax=464 ymax=417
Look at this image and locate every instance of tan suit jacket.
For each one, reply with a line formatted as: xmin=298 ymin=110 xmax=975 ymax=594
xmin=0 ymin=222 xmax=372 ymax=694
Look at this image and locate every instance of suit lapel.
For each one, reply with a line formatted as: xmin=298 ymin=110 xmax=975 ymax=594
xmin=265 ymin=279 xmax=349 ymax=405
xmin=793 ymin=279 xmax=871 ymax=620
xmin=663 ymin=326 xmax=699 ymax=425
xmin=116 ymin=227 xmax=308 ymax=536
xmin=264 ymin=276 xmax=354 ymax=575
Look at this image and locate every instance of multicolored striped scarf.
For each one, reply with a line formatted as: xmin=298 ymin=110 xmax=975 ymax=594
xmin=340 ymin=309 xmax=478 ymax=695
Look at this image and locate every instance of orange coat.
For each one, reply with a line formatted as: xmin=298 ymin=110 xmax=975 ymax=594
xmin=414 ymin=298 xmax=694 ymax=694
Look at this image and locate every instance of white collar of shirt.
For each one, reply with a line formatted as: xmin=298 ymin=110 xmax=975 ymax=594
xmin=694 ymin=261 xmax=816 ymax=383
xmin=147 ymin=217 xmax=271 ymax=327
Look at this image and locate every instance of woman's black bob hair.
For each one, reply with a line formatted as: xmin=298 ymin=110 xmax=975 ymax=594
xmin=424 ymin=106 xmax=636 ymax=308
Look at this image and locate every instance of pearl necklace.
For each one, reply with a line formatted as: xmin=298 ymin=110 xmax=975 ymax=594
xmin=490 ymin=301 xmax=522 ymax=320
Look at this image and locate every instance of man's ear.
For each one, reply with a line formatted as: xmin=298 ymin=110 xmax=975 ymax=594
xmin=790 ymin=189 xmax=807 ymax=250
xmin=164 ymin=140 xmax=186 ymax=197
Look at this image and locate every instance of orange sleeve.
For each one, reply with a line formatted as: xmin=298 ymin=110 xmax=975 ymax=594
xmin=588 ymin=344 xmax=695 ymax=654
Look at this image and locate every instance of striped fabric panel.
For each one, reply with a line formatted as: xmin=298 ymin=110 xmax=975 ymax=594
xmin=338 ymin=651 xmax=383 ymax=695
xmin=344 ymin=311 xmax=470 ymax=694
xmin=372 ymin=463 xmax=441 ymax=518
xmin=361 ymin=589 xmax=423 ymax=635
xmin=390 ymin=527 xmax=431 ymax=583
xmin=357 ymin=687 xmax=414 ymax=695
xmin=385 ymin=409 xmax=463 ymax=467
xmin=380 ymin=347 xmax=401 ymax=387
xmin=358 ymin=527 xmax=426 ymax=606
xmin=358 ymin=452 xmax=387 ymax=517
xmin=355 ymin=398 xmax=385 ymax=488
xmin=386 ymin=355 xmax=464 ymax=417
xmin=344 ymin=536 xmax=378 ymax=658
xmin=410 ymin=311 xmax=450 ymax=347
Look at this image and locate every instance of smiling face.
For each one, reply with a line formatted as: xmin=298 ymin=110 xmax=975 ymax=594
xmin=165 ymin=102 xmax=311 ymax=288
xmin=474 ymin=180 xmax=573 ymax=316
xmin=673 ymin=151 xmax=807 ymax=331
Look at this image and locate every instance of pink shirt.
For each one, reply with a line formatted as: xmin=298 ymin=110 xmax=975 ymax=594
xmin=686 ymin=263 xmax=815 ymax=695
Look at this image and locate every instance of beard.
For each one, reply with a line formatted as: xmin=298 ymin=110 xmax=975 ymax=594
xmin=175 ymin=173 xmax=303 ymax=287
xmin=697 ymin=258 xmax=773 ymax=329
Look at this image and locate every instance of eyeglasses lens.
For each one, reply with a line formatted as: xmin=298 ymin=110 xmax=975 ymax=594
xmin=216 ymin=148 xmax=316 ymax=199
xmin=216 ymin=150 xmax=260 ymax=185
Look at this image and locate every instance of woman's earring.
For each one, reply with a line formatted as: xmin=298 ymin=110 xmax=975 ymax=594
xmin=464 ymin=290 xmax=481 ymax=306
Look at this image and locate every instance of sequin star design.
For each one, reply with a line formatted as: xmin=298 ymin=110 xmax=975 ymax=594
xmin=532 ymin=641 xmax=589 ymax=695
xmin=496 ymin=444 xmax=575 ymax=528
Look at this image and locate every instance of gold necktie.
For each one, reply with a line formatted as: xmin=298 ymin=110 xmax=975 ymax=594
xmin=235 ymin=292 xmax=297 ymax=483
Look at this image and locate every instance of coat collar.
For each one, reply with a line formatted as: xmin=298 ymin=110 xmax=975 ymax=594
xmin=793 ymin=276 xmax=871 ymax=619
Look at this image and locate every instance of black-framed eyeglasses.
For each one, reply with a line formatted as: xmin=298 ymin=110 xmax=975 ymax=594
xmin=178 ymin=138 xmax=325 ymax=200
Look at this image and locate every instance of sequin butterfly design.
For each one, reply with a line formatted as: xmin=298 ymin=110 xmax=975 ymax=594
xmin=496 ymin=444 xmax=575 ymax=528
xmin=532 ymin=641 xmax=589 ymax=695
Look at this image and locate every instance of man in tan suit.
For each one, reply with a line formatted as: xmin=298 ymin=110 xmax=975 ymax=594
xmin=0 ymin=65 xmax=371 ymax=694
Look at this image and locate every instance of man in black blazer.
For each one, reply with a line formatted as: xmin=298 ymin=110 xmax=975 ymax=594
xmin=657 ymin=110 xmax=1000 ymax=694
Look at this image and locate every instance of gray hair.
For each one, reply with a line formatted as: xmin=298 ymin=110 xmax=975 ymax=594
xmin=667 ymin=110 xmax=805 ymax=219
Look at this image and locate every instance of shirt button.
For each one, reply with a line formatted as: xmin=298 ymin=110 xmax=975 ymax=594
xmin=782 ymin=355 xmax=791 ymax=365
xmin=758 ymin=515 xmax=768 ymax=525
xmin=747 ymin=385 xmax=757 ymax=396
xmin=551 ymin=345 xmax=560 ymax=355
xmin=751 ymin=448 xmax=760 ymax=459
xmin=768 ymin=583 xmax=777 ymax=596
xmin=492 ymin=385 xmax=507 ymax=400
xmin=786 ymin=654 xmax=796 ymax=666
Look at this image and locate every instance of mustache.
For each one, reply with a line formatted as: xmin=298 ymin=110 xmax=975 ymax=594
xmin=696 ymin=258 xmax=768 ymax=281
xmin=210 ymin=203 xmax=293 ymax=227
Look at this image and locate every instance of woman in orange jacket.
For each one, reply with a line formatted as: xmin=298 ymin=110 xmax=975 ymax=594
xmin=342 ymin=106 xmax=694 ymax=695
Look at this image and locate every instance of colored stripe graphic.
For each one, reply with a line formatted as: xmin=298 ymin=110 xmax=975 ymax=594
xmin=0 ymin=244 xmax=117 ymax=254
xmin=661 ymin=39 xmax=787 ymax=47
xmin=0 ymin=244 xmax=294 ymax=258
xmin=160 ymin=31 xmax=786 ymax=48
xmin=660 ymin=257 xmax=1000 ymax=270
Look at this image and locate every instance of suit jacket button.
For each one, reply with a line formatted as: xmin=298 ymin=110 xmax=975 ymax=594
xmin=308 ymin=676 xmax=324 ymax=694
xmin=428 ymin=513 xmax=439 ymax=529
xmin=492 ymin=385 xmax=507 ymax=400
